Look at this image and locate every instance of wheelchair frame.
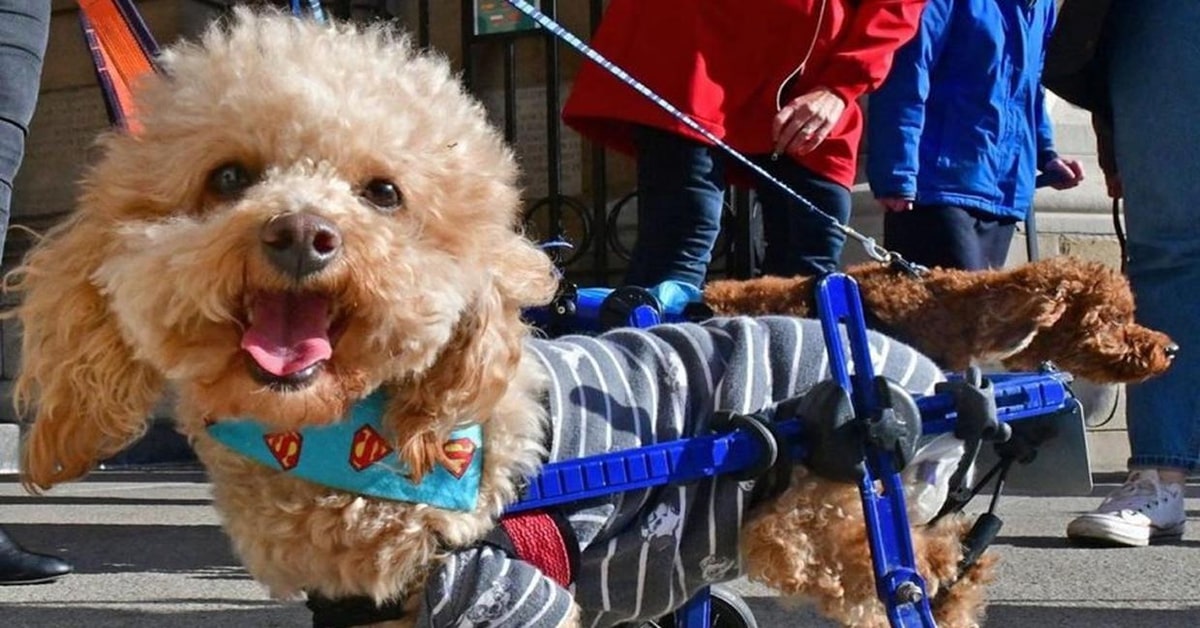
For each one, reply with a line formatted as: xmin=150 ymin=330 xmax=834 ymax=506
xmin=519 ymin=273 xmax=1076 ymax=628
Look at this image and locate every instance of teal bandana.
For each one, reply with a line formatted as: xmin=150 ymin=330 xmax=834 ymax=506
xmin=206 ymin=391 xmax=483 ymax=511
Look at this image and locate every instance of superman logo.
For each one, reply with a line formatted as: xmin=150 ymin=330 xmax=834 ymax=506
xmin=263 ymin=431 xmax=303 ymax=470
xmin=440 ymin=438 xmax=477 ymax=479
xmin=349 ymin=425 xmax=394 ymax=471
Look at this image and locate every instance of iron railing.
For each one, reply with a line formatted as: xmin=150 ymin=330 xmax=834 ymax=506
xmin=313 ymin=1 xmax=755 ymax=285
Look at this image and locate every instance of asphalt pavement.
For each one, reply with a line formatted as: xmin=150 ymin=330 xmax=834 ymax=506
xmin=1 ymin=469 xmax=1197 ymax=627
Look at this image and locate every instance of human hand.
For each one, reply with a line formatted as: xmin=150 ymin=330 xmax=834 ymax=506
xmin=1042 ymin=158 xmax=1085 ymax=190
xmin=878 ymin=196 xmax=914 ymax=212
xmin=772 ymin=88 xmax=847 ymax=157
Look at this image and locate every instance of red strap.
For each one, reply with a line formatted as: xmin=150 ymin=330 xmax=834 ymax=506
xmin=499 ymin=510 xmax=574 ymax=588
xmin=78 ymin=0 xmax=160 ymax=131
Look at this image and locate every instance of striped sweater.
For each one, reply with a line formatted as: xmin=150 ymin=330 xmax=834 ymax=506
xmin=418 ymin=316 xmax=943 ymax=627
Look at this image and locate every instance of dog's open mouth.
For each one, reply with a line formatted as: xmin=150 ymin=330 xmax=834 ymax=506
xmin=240 ymin=291 xmax=341 ymax=389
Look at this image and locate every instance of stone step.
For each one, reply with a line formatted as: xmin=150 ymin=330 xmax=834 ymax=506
xmin=0 ymin=423 xmax=16 ymax=474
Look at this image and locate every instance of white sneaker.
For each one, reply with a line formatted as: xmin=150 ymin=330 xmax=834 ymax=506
xmin=1066 ymin=469 xmax=1186 ymax=547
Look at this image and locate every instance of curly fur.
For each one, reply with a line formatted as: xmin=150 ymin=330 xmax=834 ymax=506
xmin=743 ymin=469 xmax=995 ymax=628
xmin=12 ymin=9 xmax=559 ymax=618
xmin=10 ymin=9 xmax=995 ymax=628
xmin=705 ymin=257 xmax=1177 ymax=384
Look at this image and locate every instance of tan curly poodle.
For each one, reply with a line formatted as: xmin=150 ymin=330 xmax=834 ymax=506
xmin=11 ymin=10 xmax=989 ymax=627
xmin=705 ymin=256 xmax=1177 ymax=384
xmin=18 ymin=7 xmax=556 ymax=616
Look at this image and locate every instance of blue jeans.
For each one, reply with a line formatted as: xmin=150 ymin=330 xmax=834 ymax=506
xmin=1110 ymin=0 xmax=1200 ymax=472
xmin=0 ymin=1 xmax=50 ymax=255
xmin=627 ymin=126 xmax=850 ymax=288
xmin=883 ymin=204 xmax=1017 ymax=271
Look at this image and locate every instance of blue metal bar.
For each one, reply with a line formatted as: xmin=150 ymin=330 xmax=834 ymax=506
xmin=816 ymin=274 xmax=936 ymax=628
xmin=509 ymin=367 xmax=1068 ymax=514
xmin=508 ymin=418 xmax=804 ymax=514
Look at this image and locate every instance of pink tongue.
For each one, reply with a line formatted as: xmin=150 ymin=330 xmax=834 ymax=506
xmin=241 ymin=293 xmax=333 ymax=377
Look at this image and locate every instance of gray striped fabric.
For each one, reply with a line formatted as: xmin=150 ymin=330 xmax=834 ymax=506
xmin=418 ymin=316 xmax=943 ymax=627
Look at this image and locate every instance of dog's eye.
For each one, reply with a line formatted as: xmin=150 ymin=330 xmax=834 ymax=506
xmin=361 ymin=178 xmax=403 ymax=211
xmin=207 ymin=163 xmax=255 ymax=199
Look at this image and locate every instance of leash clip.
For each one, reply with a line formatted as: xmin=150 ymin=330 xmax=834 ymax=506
xmin=854 ymin=236 xmax=928 ymax=277
xmin=860 ymin=236 xmax=893 ymax=264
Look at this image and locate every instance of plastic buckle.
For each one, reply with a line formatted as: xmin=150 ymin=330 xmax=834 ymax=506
xmin=865 ymin=377 xmax=923 ymax=471
xmin=935 ymin=367 xmax=1010 ymax=443
xmin=794 ymin=380 xmax=864 ymax=483
xmin=934 ymin=366 xmax=1013 ymax=512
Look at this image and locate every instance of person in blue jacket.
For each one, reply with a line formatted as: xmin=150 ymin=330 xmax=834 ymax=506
xmin=867 ymin=0 xmax=1085 ymax=271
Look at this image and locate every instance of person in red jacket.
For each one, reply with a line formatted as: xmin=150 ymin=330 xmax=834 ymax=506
xmin=563 ymin=0 xmax=927 ymax=288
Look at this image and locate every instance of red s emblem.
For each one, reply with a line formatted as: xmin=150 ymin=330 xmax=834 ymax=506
xmin=349 ymin=425 xmax=394 ymax=471
xmin=263 ymin=432 xmax=303 ymax=470
xmin=440 ymin=438 xmax=477 ymax=479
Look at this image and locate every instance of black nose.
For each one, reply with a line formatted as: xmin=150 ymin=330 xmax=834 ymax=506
xmin=260 ymin=212 xmax=342 ymax=279
xmin=1165 ymin=343 xmax=1180 ymax=358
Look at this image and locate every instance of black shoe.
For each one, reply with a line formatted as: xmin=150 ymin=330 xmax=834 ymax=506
xmin=0 ymin=527 xmax=72 ymax=585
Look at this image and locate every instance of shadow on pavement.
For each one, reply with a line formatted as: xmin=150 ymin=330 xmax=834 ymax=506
xmin=0 ymin=495 xmax=212 ymax=507
xmin=740 ymin=596 xmax=1200 ymax=628
xmin=997 ymin=534 xmax=1200 ymax=550
xmin=2 ymin=600 xmax=307 ymax=628
xmin=986 ymin=603 xmax=1200 ymax=627
xmin=4 ymin=523 xmax=247 ymax=577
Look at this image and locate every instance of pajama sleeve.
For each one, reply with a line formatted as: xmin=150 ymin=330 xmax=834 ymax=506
xmin=417 ymin=545 xmax=574 ymax=628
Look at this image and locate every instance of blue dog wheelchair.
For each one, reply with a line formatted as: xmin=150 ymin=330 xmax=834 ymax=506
xmin=519 ymin=272 xmax=1083 ymax=628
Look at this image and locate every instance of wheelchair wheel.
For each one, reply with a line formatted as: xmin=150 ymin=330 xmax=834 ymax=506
xmin=522 ymin=194 xmax=593 ymax=267
xmin=642 ymin=584 xmax=759 ymax=628
xmin=707 ymin=585 xmax=758 ymax=628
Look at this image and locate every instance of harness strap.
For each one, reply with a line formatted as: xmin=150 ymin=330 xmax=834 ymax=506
xmin=743 ymin=414 xmax=796 ymax=506
xmin=482 ymin=509 xmax=580 ymax=589
xmin=79 ymin=0 xmax=322 ymax=132
xmin=78 ymin=0 xmax=160 ymax=130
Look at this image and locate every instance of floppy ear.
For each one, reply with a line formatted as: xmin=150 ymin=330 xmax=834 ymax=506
xmin=387 ymin=233 xmax=556 ymax=479
xmin=9 ymin=213 xmax=165 ymax=491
